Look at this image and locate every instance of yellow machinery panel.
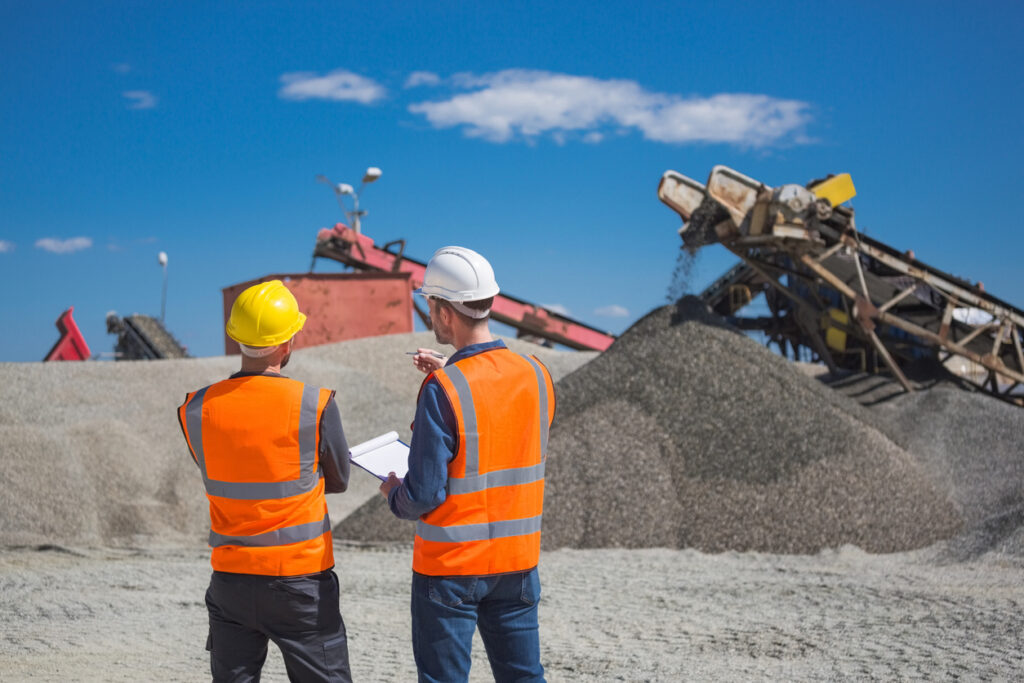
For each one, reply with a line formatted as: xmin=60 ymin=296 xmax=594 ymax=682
xmin=811 ymin=173 xmax=856 ymax=207
xmin=823 ymin=308 xmax=849 ymax=351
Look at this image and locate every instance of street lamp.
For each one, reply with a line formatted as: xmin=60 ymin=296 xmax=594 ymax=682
xmin=316 ymin=166 xmax=383 ymax=234
xmin=157 ymin=251 xmax=168 ymax=323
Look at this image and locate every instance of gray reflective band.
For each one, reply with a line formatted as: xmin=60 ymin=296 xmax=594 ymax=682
xmin=417 ymin=515 xmax=542 ymax=543
xmin=209 ymin=512 xmax=331 ymax=548
xmin=443 ymin=365 xmax=479 ymax=476
xmin=522 ymin=355 xmax=550 ymax=459
xmin=298 ymin=385 xmax=320 ymax=470
xmin=204 ymin=475 xmax=320 ymax=500
xmin=187 ymin=382 xmax=322 ymax=501
xmin=185 ymin=386 xmax=210 ymax=471
xmin=442 ymin=353 xmax=551 ymax=496
xmin=447 ymin=461 xmax=545 ymax=495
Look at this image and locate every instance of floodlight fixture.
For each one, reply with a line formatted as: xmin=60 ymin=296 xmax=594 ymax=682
xmin=315 ymin=165 xmax=383 ymax=235
xmin=158 ymin=251 xmax=169 ymax=322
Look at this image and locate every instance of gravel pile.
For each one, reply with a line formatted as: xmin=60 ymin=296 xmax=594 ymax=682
xmin=6 ymin=307 xmax=1017 ymax=559
xmin=804 ymin=370 xmax=1024 ymax=560
xmin=339 ymin=298 xmax=967 ymax=554
xmin=538 ymin=297 xmax=963 ymax=554
xmin=869 ymin=385 xmax=1024 ymax=560
xmin=0 ymin=332 xmax=593 ymax=548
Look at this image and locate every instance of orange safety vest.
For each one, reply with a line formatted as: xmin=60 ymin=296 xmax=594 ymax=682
xmin=178 ymin=375 xmax=335 ymax=576
xmin=413 ymin=348 xmax=555 ymax=576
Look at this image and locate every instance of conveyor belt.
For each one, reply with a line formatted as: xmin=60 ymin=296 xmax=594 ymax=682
xmin=660 ymin=165 xmax=1024 ymax=405
xmin=106 ymin=313 xmax=189 ymax=360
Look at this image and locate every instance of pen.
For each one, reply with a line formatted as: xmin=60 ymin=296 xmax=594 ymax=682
xmin=406 ymin=351 xmax=447 ymax=358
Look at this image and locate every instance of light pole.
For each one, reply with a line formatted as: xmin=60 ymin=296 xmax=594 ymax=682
xmin=316 ymin=166 xmax=382 ymax=234
xmin=158 ymin=251 xmax=168 ymax=323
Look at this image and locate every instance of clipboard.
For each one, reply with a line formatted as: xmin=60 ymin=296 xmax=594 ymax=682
xmin=349 ymin=431 xmax=410 ymax=481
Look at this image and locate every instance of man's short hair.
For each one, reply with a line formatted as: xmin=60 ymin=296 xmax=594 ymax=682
xmin=239 ymin=343 xmax=281 ymax=358
xmin=435 ymin=297 xmax=494 ymax=322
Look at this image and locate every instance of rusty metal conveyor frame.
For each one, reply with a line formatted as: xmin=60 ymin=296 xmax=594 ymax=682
xmin=659 ymin=165 xmax=1024 ymax=406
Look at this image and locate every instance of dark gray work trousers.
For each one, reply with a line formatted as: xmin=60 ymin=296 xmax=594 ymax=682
xmin=205 ymin=569 xmax=351 ymax=683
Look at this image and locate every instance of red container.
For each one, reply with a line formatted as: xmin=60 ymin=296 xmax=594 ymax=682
xmin=222 ymin=272 xmax=414 ymax=355
xmin=44 ymin=307 xmax=92 ymax=361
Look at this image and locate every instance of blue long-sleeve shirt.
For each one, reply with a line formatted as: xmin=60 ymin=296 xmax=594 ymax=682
xmin=387 ymin=339 xmax=507 ymax=520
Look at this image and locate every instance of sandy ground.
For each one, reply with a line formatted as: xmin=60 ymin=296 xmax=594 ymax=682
xmin=1 ymin=541 xmax=1021 ymax=682
xmin=3 ymin=328 xmax=1022 ymax=681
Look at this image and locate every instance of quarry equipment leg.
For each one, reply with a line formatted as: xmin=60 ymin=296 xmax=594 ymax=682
xmin=1013 ymin=327 xmax=1024 ymax=375
xmin=798 ymin=254 xmax=913 ymax=392
xmin=728 ymin=248 xmax=840 ymax=374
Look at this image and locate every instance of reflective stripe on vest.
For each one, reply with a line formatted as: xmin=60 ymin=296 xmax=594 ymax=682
xmin=417 ymin=514 xmax=543 ymax=543
xmin=415 ymin=352 xmax=551 ymax=544
xmin=180 ymin=378 xmax=331 ymax=559
xmin=184 ymin=384 xmax=323 ymax=505
xmin=208 ymin=513 xmax=332 ymax=547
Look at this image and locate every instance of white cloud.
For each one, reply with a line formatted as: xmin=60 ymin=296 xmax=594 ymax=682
xmin=112 ymin=63 xmax=131 ymax=74
xmin=35 ymin=237 xmax=93 ymax=254
xmin=0 ymin=240 xmax=14 ymax=253
xmin=595 ymin=304 xmax=630 ymax=317
xmin=542 ymin=303 xmax=571 ymax=316
xmin=405 ymin=71 xmax=441 ymax=88
xmin=123 ymin=90 xmax=157 ymax=110
xmin=278 ymin=69 xmax=386 ymax=103
xmin=409 ymin=69 xmax=811 ymax=146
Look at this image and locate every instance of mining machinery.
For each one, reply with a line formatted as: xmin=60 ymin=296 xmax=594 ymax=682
xmin=105 ymin=312 xmax=189 ymax=360
xmin=310 ymin=224 xmax=615 ymax=352
xmin=658 ymin=165 xmax=1024 ymax=406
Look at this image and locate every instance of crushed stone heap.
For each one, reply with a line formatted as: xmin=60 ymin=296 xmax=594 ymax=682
xmin=338 ymin=297 xmax=965 ymax=554
xmin=541 ymin=297 xmax=963 ymax=553
xmin=0 ymin=332 xmax=592 ymax=549
xmin=871 ymin=384 xmax=1024 ymax=561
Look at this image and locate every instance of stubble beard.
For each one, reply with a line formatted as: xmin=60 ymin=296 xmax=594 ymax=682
xmin=433 ymin=320 xmax=452 ymax=346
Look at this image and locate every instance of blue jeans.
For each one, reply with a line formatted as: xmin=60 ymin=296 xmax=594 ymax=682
xmin=411 ymin=567 xmax=544 ymax=683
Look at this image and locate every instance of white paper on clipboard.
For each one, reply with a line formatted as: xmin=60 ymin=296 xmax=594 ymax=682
xmin=348 ymin=431 xmax=410 ymax=481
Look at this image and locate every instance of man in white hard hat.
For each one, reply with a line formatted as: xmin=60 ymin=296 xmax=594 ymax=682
xmin=380 ymin=246 xmax=556 ymax=683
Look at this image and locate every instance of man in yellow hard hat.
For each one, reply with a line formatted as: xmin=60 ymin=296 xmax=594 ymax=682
xmin=178 ymin=280 xmax=352 ymax=682
xmin=380 ymin=247 xmax=555 ymax=682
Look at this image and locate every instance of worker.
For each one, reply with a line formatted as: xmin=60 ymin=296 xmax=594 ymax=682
xmin=380 ymin=246 xmax=555 ymax=683
xmin=178 ymin=280 xmax=352 ymax=683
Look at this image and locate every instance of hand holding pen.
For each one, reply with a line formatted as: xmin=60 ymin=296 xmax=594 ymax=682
xmin=407 ymin=348 xmax=447 ymax=374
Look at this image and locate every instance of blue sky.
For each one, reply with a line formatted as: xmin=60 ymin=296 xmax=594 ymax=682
xmin=2 ymin=1 xmax=1022 ymax=361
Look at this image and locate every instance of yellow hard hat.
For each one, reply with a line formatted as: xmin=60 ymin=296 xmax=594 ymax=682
xmin=225 ymin=280 xmax=307 ymax=347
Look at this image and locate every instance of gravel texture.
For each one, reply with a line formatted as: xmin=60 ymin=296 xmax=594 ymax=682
xmin=871 ymin=384 xmax=1024 ymax=561
xmin=539 ymin=297 xmax=964 ymax=553
xmin=2 ymin=311 xmax=1022 ymax=681
xmin=336 ymin=299 xmax=1023 ymax=556
xmin=0 ymin=331 xmax=593 ymax=549
xmin=808 ymin=370 xmax=1024 ymax=561
xmin=2 ymin=543 xmax=1021 ymax=682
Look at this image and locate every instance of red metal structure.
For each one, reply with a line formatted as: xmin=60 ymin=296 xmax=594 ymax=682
xmin=310 ymin=224 xmax=615 ymax=352
xmin=43 ymin=307 xmax=91 ymax=361
xmin=222 ymin=271 xmax=414 ymax=355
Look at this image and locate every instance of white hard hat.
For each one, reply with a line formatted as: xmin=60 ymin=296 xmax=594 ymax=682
xmin=416 ymin=246 xmax=500 ymax=303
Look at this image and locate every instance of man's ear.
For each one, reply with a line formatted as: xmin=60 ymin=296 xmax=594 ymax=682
xmin=436 ymin=301 xmax=452 ymax=325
